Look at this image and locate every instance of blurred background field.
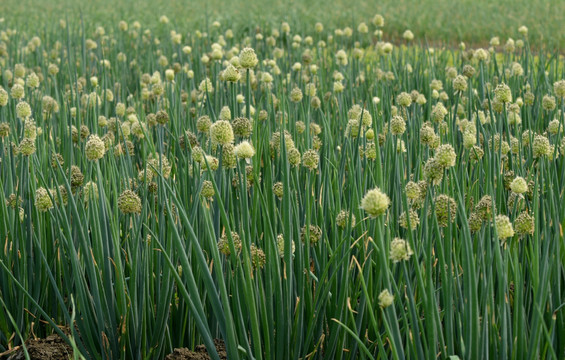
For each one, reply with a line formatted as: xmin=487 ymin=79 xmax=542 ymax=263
xmin=2 ymin=0 xmax=565 ymax=49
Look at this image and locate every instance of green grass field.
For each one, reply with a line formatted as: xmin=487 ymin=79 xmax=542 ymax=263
xmin=3 ymin=0 xmax=565 ymax=48
xmin=0 ymin=2 xmax=565 ymax=360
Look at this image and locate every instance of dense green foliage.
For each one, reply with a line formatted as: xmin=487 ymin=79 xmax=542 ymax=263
xmin=0 ymin=8 xmax=564 ymax=360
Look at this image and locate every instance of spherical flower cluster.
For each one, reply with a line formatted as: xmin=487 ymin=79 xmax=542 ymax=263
xmin=518 ymin=25 xmax=528 ymax=36
xmin=405 ymin=181 xmax=421 ymax=201
xmin=373 ymin=14 xmax=385 ymax=27
xmin=435 ymin=194 xmax=457 ymax=227
xmin=554 ymin=80 xmax=565 ymax=98
xmin=494 ymin=83 xmax=512 ymax=103
xmin=396 ymin=139 xmax=406 ymax=154
xmin=360 ymin=187 xmax=390 ymax=218
xmin=218 ymin=232 xmax=242 ymax=256
xmin=468 ymin=212 xmax=484 ymax=233
xmin=23 ymin=119 xmax=36 ymax=140
xmin=288 ymin=148 xmax=301 ymax=167
xmin=79 ymin=125 xmax=90 ymax=141
xmin=378 ymin=289 xmax=394 ymax=308
xmin=463 ymin=132 xmax=477 ymax=149
xmin=48 ymin=63 xmax=59 ymax=75
xmin=146 ymin=154 xmax=172 ymax=179
xmin=347 ymin=119 xmax=360 ymax=138
xmin=239 ymin=47 xmax=258 ymax=69
xmin=300 ymin=224 xmax=322 ymax=245
xmin=11 ymin=84 xmax=25 ymax=99
xmin=396 ymin=92 xmax=412 ymax=107
xmin=336 ymin=210 xmax=356 ymax=228
xmin=218 ymin=107 xmax=231 ymax=122
xmin=434 ymin=144 xmax=457 ymax=168
xmin=507 ymin=112 xmax=521 ymax=126
xmin=0 ymin=122 xmax=9 ymax=137
xmin=5 ymin=194 xmax=22 ymax=209
xmin=196 ymin=115 xmax=212 ymax=134
xmin=495 ymin=215 xmax=514 ymax=240
xmin=415 ymin=94 xmax=427 ymax=105
xmin=532 ymin=134 xmax=551 ymax=158
xmin=201 ymin=180 xmax=215 ymax=199
xmin=381 ymin=42 xmax=393 ymax=54
xmin=35 ymin=187 xmax=53 ymax=212
xmin=276 ymin=234 xmax=295 ymax=258
xmin=547 ymin=119 xmax=561 ymax=135
xmin=475 ymin=195 xmax=493 ymax=220
xmin=272 ymin=182 xmax=284 ymax=199
xmin=348 ymin=105 xmax=363 ymax=120
xmin=16 ymin=101 xmax=32 ymax=119
xmin=210 ymin=120 xmax=234 ymax=145
xmin=261 ymin=72 xmax=274 ymax=84
xmin=462 ymin=65 xmax=476 ymax=78
xmin=85 ymin=135 xmax=105 ymax=161
xmin=130 ymin=120 xmax=146 ymax=139
xmin=389 ymin=238 xmax=414 ymax=263
xmin=542 ymin=95 xmax=556 ymax=111
xmin=302 ymin=149 xmax=319 ymax=170
xmin=116 ymin=102 xmax=126 ymax=117
xmin=510 ymin=176 xmax=528 ymax=194
xmin=234 ymin=141 xmax=255 ymax=159
xmin=155 ymin=110 xmax=169 ymax=125
xmin=419 ymin=125 xmax=436 ymax=147
xmin=271 ymin=131 xmax=295 ymax=153
xmin=0 ymin=88 xmax=8 ymax=106
xmin=223 ymin=64 xmax=241 ymax=82
xmin=305 ymin=83 xmax=317 ymax=97
xmin=424 ymin=158 xmax=444 ymax=185
xmin=403 ymin=30 xmax=414 ymax=41
xmin=250 ymin=244 xmax=266 ymax=269
xmin=511 ymin=62 xmax=524 ymax=77
xmin=489 ymin=134 xmax=510 ymax=155
xmin=42 ymin=96 xmax=59 ymax=115
xmin=163 ymin=69 xmax=174 ymax=82
xmin=118 ymin=190 xmax=142 ymax=215
xmin=524 ymin=91 xmax=535 ymax=106
xmin=431 ymin=103 xmax=448 ymax=122
xmin=48 ymin=153 xmax=63 ymax=170
xmin=198 ymin=78 xmax=214 ymax=93
xmin=334 ymin=49 xmax=347 ymax=66
xmin=232 ymin=117 xmax=252 ymax=137
xmin=19 ymin=137 xmax=36 ymax=156
xmin=312 ymin=135 xmax=323 ymax=151
xmin=54 ymin=185 xmax=69 ymax=207
xmin=290 ymin=87 xmax=303 ymax=103
xmin=333 ymin=81 xmax=345 ymax=93
xmin=83 ymin=181 xmax=99 ymax=201
xmin=452 ymin=75 xmax=468 ymax=92
xmin=399 ymin=209 xmax=420 ymax=230
xmin=310 ymin=96 xmax=321 ymax=109
xmin=514 ymin=211 xmax=534 ymax=236
xmin=390 ymin=115 xmax=406 ymax=135
xmin=222 ymin=144 xmax=236 ymax=169
xmin=86 ymin=92 xmax=101 ymax=107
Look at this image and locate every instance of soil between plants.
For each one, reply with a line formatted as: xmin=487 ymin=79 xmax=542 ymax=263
xmin=3 ymin=336 xmax=227 ymax=360
xmin=4 ymin=333 xmax=72 ymax=360
xmin=165 ymin=339 xmax=227 ymax=360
